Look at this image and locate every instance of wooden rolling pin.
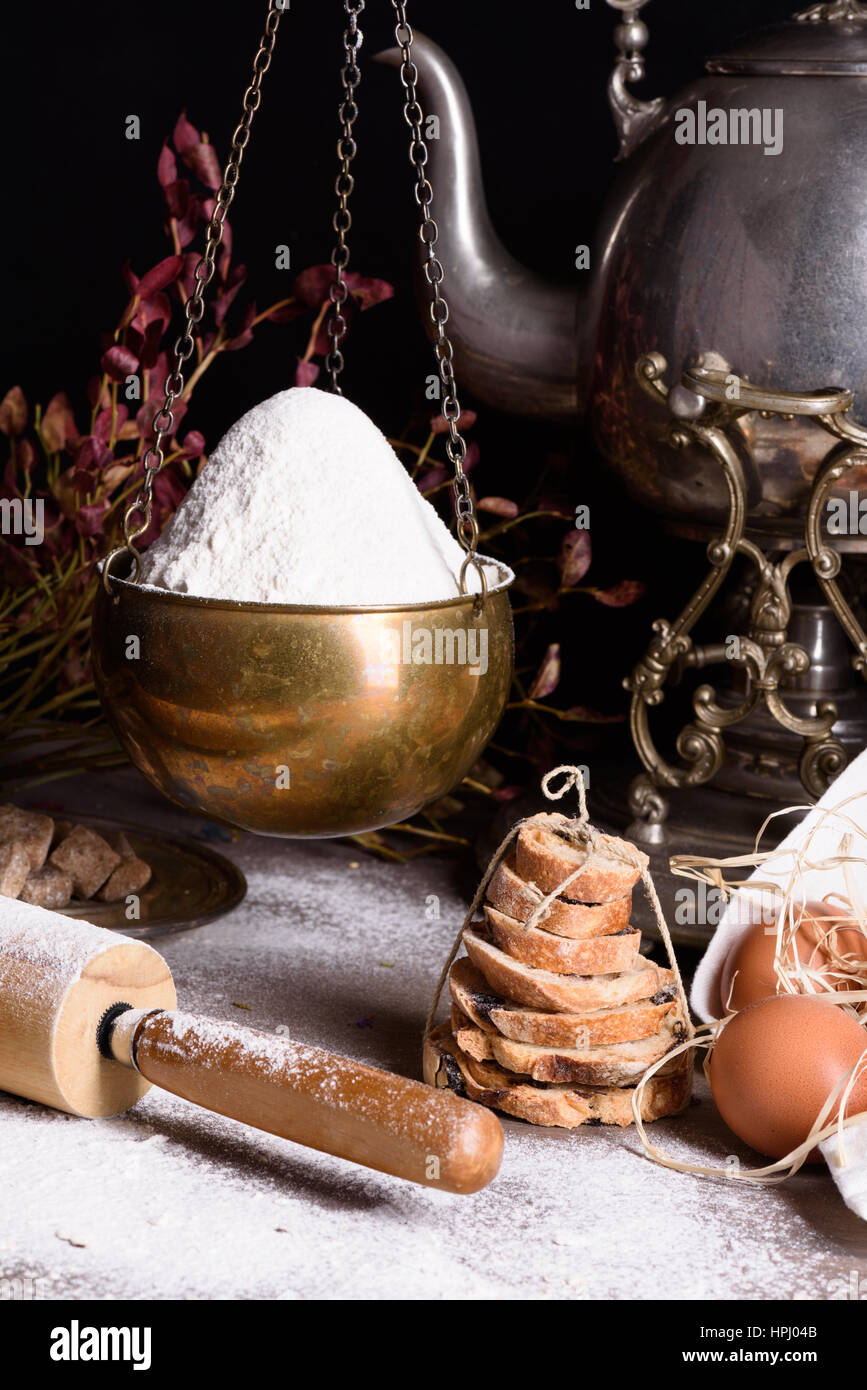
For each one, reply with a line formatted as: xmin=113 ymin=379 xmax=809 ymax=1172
xmin=0 ymin=902 xmax=502 ymax=1194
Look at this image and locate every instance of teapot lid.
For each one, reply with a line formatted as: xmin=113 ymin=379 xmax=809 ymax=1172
xmin=708 ymin=5 xmax=867 ymax=76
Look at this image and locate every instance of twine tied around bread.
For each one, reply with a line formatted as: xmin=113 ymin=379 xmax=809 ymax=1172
xmin=424 ymin=764 xmax=695 ymax=1043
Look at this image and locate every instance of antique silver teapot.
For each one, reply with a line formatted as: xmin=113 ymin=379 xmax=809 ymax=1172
xmin=382 ymin=0 xmax=867 ymax=538
xmin=379 ymin=1 xmax=867 ymax=909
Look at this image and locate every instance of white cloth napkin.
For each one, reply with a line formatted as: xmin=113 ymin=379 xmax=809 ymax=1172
xmin=690 ymin=747 xmax=867 ymax=1021
xmin=821 ymin=1119 xmax=867 ymax=1221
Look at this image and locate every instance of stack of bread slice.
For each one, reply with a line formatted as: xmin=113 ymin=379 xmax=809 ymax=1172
xmin=424 ymin=812 xmax=693 ymax=1129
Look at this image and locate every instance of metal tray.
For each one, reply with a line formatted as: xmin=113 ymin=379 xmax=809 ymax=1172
xmin=60 ymin=817 xmax=246 ymax=938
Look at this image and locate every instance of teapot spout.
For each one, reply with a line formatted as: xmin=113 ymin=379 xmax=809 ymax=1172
xmin=374 ymin=34 xmax=582 ymax=423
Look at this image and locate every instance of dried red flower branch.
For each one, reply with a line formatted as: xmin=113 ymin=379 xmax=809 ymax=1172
xmin=0 ymin=111 xmax=394 ymax=749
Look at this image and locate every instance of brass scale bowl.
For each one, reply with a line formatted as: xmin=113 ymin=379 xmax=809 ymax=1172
xmin=93 ymin=557 xmax=514 ymax=838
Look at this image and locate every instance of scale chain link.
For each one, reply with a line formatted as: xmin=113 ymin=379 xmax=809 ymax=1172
xmin=108 ymin=0 xmax=284 ymax=588
xmin=389 ymin=1 xmax=485 ymax=607
xmin=326 ymin=1 xmax=365 ymax=394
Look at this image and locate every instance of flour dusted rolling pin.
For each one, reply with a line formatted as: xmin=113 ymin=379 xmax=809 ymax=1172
xmin=0 ymin=901 xmax=502 ymax=1194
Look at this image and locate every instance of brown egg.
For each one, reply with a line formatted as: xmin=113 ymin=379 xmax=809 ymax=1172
xmin=709 ymin=994 xmax=867 ymax=1161
xmin=720 ymin=901 xmax=867 ymax=1014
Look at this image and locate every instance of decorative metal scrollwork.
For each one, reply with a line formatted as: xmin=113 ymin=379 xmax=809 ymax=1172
xmin=805 ymin=445 xmax=867 ymax=681
xmin=797 ymin=1 xmax=867 ymax=23
xmin=605 ymin=1 xmax=666 ymax=161
xmin=625 ymin=354 xmax=864 ymax=806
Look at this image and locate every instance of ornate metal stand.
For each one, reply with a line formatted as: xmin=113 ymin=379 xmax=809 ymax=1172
xmin=625 ymin=354 xmax=867 ymax=838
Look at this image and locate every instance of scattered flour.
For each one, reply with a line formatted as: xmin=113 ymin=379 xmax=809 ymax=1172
xmin=2 ymin=773 xmax=864 ymax=1301
xmin=141 ymin=388 xmax=487 ymax=605
xmin=0 ymin=898 xmax=118 ymax=1013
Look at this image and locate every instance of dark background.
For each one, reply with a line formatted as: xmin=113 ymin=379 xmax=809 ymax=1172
xmin=1 ymin=0 xmax=800 ymax=718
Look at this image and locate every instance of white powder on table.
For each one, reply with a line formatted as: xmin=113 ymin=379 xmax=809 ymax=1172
xmin=0 ymin=791 xmax=861 ymax=1303
xmin=141 ymin=388 xmax=486 ymax=606
xmin=0 ymin=898 xmax=119 ymax=1012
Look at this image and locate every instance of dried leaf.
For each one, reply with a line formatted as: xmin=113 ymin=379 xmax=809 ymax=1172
xmin=180 ymin=140 xmax=221 ymax=191
xmin=593 ymin=579 xmax=646 ymax=608
xmin=137 ymin=318 xmax=166 ymax=370
xmin=73 ymin=435 xmax=114 ymax=476
xmin=179 ymin=252 xmax=201 ymax=301
xmin=477 ymin=496 xmax=519 ymax=518
xmin=174 ymin=198 xmax=204 ymax=250
xmin=212 ymin=214 xmax=233 ymax=281
xmin=75 ymin=499 xmax=110 ymax=537
xmin=121 ymin=260 xmax=138 ymax=295
xmin=163 ymin=178 xmax=190 ymax=221
xmin=431 ymin=408 xmax=477 ymax=436
xmin=560 ymin=529 xmax=592 ymax=587
xmin=293 ymin=264 xmax=338 ymax=308
xmin=514 ymin=564 xmax=558 ymax=609
xmin=346 ymin=272 xmax=394 ymax=309
xmin=157 ymin=142 xmax=178 ymax=187
xmin=52 ymin=465 xmax=79 ymax=518
xmin=0 ymin=386 xmax=27 ymax=436
xmin=263 ymin=300 xmax=302 ymax=325
xmin=41 ymin=393 xmax=77 ymax=453
xmin=491 ymin=785 xmax=524 ymax=802
xmin=87 ymin=376 xmax=111 ymax=412
xmin=213 ymin=265 xmax=247 ymax=326
xmin=101 ymin=345 xmax=139 ymax=382
xmin=415 ymin=464 xmax=448 ymax=493
xmin=136 ymin=255 xmax=184 ymax=300
xmin=538 ymin=492 xmax=573 ymax=519
xmin=130 ymin=291 xmax=172 ymax=336
xmin=223 ymin=302 xmax=256 ymax=352
xmin=152 ymin=468 xmax=187 ymax=524
xmin=528 ymin=643 xmax=561 ymax=699
xmin=176 ymin=429 xmax=206 ymax=459
xmin=136 ymin=397 xmax=187 ymax=440
xmin=93 ymin=405 xmax=129 ymax=441
xmin=102 ymin=462 xmax=135 ymax=493
xmin=15 ymin=438 xmax=36 ymax=477
xmin=560 ymin=705 xmax=625 ymax=724
xmin=294 ymin=359 xmax=320 ymax=387
xmin=173 ymin=110 xmax=200 ymax=155
xmin=1 ymin=454 xmax=18 ymax=498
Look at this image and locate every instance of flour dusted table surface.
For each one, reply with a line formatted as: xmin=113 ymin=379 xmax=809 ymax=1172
xmin=2 ymin=771 xmax=865 ymax=1302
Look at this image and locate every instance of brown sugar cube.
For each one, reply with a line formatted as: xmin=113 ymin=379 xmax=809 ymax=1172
xmin=0 ymin=842 xmax=30 ymax=899
xmin=109 ymin=831 xmax=137 ymax=862
xmin=0 ymin=805 xmax=54 ymax=870
xmin=49 ymin=824 xmax=120 ymax=900
xmin=97 ymin=856 xmax=152 ymax=903
xmin=51 ymin=819 xmax=75 ymax=849
xmin=19 ymin=864 xmax=74 ymax=910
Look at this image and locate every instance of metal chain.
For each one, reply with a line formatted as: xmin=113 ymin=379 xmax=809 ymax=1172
xmin=390 ymin=1 xmax=486 ymax=607
xmin=105 ymin=0 xmax=283 ymax=590
xmin=325 ymin=1 xmax=365 ymax=394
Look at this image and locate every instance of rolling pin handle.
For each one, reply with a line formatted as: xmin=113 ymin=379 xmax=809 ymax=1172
xmin=130 ymin=1009 xmax=503 ymax=1194
xmin=99 ymin=1005 xmax=166 ymax=1069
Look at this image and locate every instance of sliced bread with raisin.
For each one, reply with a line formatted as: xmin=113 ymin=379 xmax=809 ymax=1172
xmin=424 ymin=1022 xmax=693 ymax=1130
xmin=516 ymin=813 xmax=647 ymax=901
xmin=451 ymin=1005 xmax=687 ymax=1087
xmin=449 ymin=957 xmax=677 ymax=1048
xmin=486 ymin=854 xmax=631 ymax=939
xmin=483 ymin=904 xmax=641 ymax=975
xmin=463 ymin=928 xmax=665 ymax=1013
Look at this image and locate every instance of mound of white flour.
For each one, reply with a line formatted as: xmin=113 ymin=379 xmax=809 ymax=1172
xmin=141 ymin=388 xmax=481 ymax=605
